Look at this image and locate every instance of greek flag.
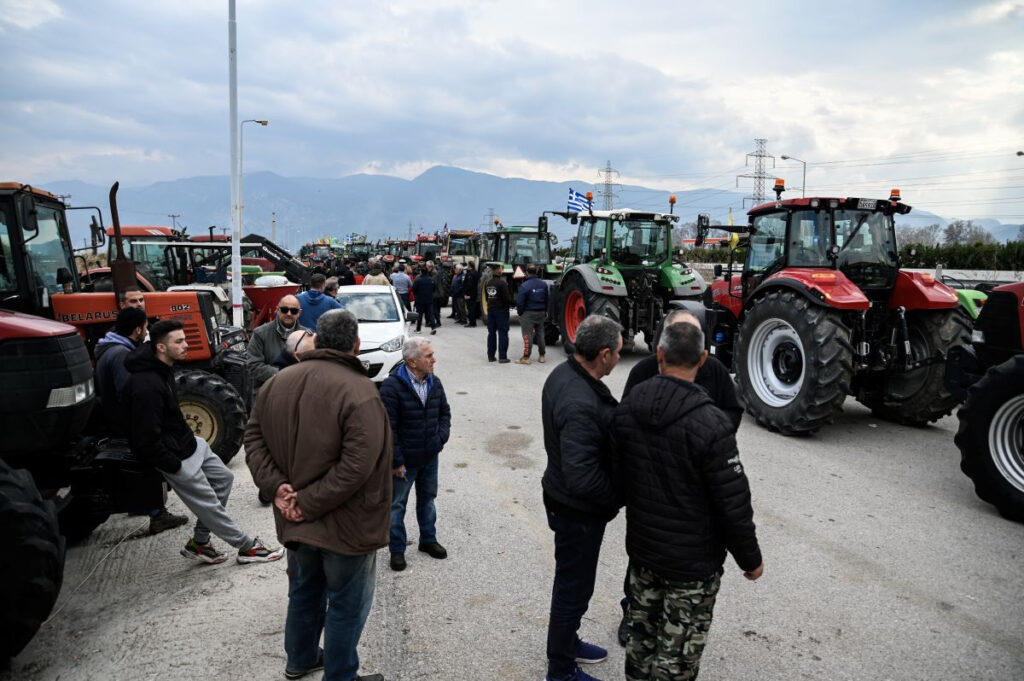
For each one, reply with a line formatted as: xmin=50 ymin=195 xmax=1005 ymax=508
xmin=567 ymin=188 xmax=589 ymax=213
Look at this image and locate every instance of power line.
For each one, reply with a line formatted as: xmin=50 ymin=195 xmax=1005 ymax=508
xmin=736 ymin=138 xmax=774 ymax=207
xmin=596 ymin=160 xmax=621 ymax=210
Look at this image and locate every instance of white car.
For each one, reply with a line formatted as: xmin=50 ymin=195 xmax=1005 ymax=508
xmin=334 ymin=285 xmax=416 ymax=383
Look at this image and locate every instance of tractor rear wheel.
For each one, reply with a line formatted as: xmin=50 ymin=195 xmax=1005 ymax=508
xmin=860 ymin=308 xmax=972 ymax=425
xmin=0 ymin=460 xmax=65 ymax=661
xmin=735 ymin=290 xmax=853 ymax=435
xmin=175 ymin=370 xmax=246 ymax=464
xmin=559 ymin=276 xmax=621 ymax=354
xmin=956 ymin=356 xmax=1024 ymax=522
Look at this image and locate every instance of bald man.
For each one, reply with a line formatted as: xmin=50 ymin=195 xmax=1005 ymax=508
xmin=247 ymin=294 xmax=307 ymax=395
xmin=272 ymin=329 xmax=317 ymax=369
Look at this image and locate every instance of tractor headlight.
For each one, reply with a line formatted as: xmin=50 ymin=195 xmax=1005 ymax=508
xmin=380 ymin=336 xmax=405 ymax=353
xmin=972 ymin=329 xmax=985 ymax=344
xmin=47 ymin=378 xmax=94 ymax=408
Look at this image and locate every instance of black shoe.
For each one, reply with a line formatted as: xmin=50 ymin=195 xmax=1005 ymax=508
xmin=431 ymin=328 xmax=437 ymax=335
xmin=356 ymin=675 xmax=385 ymax=681
xmin=257 ymin=490 xmax=272 ymax=506
xmin=148 ymin=509 xmax=188 ymax=535
xmin=488 ymin=357 xmax=496 ymax=362
xmin=467 ymin=323 xmax=477 ymax=327
xmin=285 ymin=649 xmax=324 ymax=679
xmin=617 ymin=611 xmax=629 ymax=646
xmin=390 ymin=552 xmax=406 ymax=571
xmin=498 ymin=358 xmax=511 ymax=364
xmin=418 ymin=542 xmax=448 ymax=559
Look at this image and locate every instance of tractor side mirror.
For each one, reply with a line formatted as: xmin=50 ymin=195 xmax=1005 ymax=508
xmin=538 ymin=215 xmax=548 ymax=234
xmin=90 ymin=215 xmax=106 ymax=246
xmin=695 ymin=213 xmax=710 ymax=248
xmin=22 ymin=194 xmax=40 ymax=243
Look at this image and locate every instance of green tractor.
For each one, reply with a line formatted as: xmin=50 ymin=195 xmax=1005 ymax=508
xmin=546 ymin=195 xmax=707 ymax=352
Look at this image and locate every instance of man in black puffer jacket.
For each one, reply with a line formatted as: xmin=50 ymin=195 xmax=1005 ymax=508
xmin=380 ymin=337 xmax=451 ymax=571
xmin=541 ymin=314 xmax=624 ymax=681
xmin=613 ymin=321 xmax=763 ymax=681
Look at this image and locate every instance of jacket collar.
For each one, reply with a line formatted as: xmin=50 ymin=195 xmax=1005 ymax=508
xmin=398 ymin=362 xmax=434 ymax=392
xmin=299 ymin=348 xmax=367 ymax=375
xmin=567 ymin=355 xmax=617 ymax=405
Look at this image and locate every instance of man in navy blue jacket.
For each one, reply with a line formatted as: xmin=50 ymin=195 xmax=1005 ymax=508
xmin=516 ymin=264 xmax=549 ymax=364
xmin=379 ymin=337 xmax=452 ymax=571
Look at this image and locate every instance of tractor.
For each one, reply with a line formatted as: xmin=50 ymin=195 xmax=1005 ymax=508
xmin=946 ymin=281 xmax=1024 ymax=522
xmin=694 ymin=183 xmax=971 ymax=435
xmin=546 ymin=194 xmax=707 ymax=353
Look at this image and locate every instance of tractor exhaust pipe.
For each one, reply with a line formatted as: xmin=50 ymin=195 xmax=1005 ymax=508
xmin=108 ymin=182 xmax=138 ymax=296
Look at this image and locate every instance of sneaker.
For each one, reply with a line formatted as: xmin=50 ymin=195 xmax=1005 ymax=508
xmin=418 ymin=542 xmax=447 ymax=559
xmin=390 ymin=552 xmax=407 ymax=571
xmin=181 ymin=538 xmax=227 ymax=564
xmin=538 ymin=355 xmax=546 ymax=364
xmin=285 ymin=649 xmax=324 ymax=679
xmin=516 ymin=357 xmax=531 ymax=365
xmin=545 ymin=664 xmax=602 ymax=681
xmin=498 ymin=358 xmax=511 ymax=364
xmin=576 ymin=640 xmax=607 ymax=664
xmin=237 ymin=536 xmax=285 ymax=564
xmin=148 ymin=508 xmax=188 ymax=535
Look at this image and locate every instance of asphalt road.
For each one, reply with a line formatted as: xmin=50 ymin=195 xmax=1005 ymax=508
xmin=6 ymin=313 xmax=1023 ymax=681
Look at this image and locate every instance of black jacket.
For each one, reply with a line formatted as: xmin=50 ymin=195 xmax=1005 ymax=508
xmin=516 ymin=276 xmax=549 ymax=315
xmin=614 ymin=374 xmax=761 ymax=580
xmin=125 ymin=343 xmax=198 ymax=473
xmin=379 ymin=365 xmax=451 ymax=469
xmin=541 ymin=356 xmax=620 ymax=523
xmin=463 ymin=269 xmax=481 ymax=301
xmin=94 ymin=332 xmax=136 ymax=438
xmin=411 ymin=273 xmax=435 ymax=307
xmin=485 ymin=276 xmax=511 ymax=311
xmin=623 ymin=354 xmax=742 ymax=432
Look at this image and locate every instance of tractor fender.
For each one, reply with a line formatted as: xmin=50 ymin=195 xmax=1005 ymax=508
xmin=671 ymin=268 xmax=707 ymax=298
xmin=746 ymin=271 xmax=870 ymax=312
xmin=559 ymin=265 xmax=627 ymax=297
xmin=889 ymin=270 xmax=960 ymax=311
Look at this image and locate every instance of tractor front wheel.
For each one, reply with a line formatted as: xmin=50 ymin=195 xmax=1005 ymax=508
xmin=735 ymin=290 xmax=853 ymax=435
xmin=956 ymin=355 xmax=1024 ymax=522
xmin=559 ymin=276 xmax=621 ymax=354
xmin=175 ymin=371 xmax=247 ymax=464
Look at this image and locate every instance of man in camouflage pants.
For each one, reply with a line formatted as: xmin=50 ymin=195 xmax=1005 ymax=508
xmin=613 ymin=321 xmax=763 ymax=680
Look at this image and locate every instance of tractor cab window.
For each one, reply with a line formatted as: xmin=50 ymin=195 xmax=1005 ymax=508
xmin=0 ymin=209 xmax=15 ymax=292
xmin=747 ymin=213 xmax=787 ymax=272
xmin=788 ymin=210 xmax=829 ymax=267
xmin=507 ymin=234 xmax=550 ymax=265
xmin=129 ymin=240 xmax=173 ymax=290
xmin=448 ymin=237 xmax=475 ymax=256
xmin=610 ymin=219 xmax=668 ymax=265
xmin=834 ymin=210 xmax=898 ymax=269
xmin=574 ymin=221 xmax=593 ymax=262
xmin=23 ymin=204 xmax=74 ymax=295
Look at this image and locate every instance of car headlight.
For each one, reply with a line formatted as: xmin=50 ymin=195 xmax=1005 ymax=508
xmin=380 ymin=336 xmax=405 ymax=353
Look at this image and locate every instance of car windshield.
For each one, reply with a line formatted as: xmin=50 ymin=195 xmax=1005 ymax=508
xmin=336 ymin=291 xmax=400 ymax=322
xmin=834 ymin=209 xmax=898 ymax=269
xmin=609 ymin=220 xmax=668 ymax=264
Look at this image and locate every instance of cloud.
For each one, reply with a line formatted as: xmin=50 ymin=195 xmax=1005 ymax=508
xmin=968 ymin=0 xmax=1024 ymax=23
xmin=0 ymin=0 xmax=61 ymax=30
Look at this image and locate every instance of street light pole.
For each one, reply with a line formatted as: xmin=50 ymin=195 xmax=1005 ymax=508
xmin=781 ymin=155 xmax=807 ymax=198
xmin=239 ymin=118 xmax=268 ymax=238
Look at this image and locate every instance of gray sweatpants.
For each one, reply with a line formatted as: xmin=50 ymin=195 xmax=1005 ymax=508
xmin=162 ymin=436 xmax=253 ymax=551
xmin=520 ymin=309 xmax=546 ymax=358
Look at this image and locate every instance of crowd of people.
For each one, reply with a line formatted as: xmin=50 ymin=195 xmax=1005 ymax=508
xmin=90 ymin=268 xmax=762 ymax=681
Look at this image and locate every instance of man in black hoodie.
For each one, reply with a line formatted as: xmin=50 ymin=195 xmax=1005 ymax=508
xmin=613 ymin=322 xmax=763 ymax=681
xmin=126 ymin=319 xmax=284 ymax=566
xmin=540 ymin=314 xmax=624 ymax=681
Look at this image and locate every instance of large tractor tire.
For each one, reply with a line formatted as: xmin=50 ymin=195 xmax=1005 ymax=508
xmin=175 ymin=370 xmax=246 ymax=464
xmin=956 ymin=355 xmax=1024 ymax=522
xmin=57 ymin=494 xmax=110 ymax=545
xmin=559 ymin=275 xmax=621 ymax=354
xmin=0 ymin=460 xmax=65 ymax=661
xmin=735 ymin=290 xmax=853 ymax=435
xmin=860 ymin=308 xmax=972 ymax=425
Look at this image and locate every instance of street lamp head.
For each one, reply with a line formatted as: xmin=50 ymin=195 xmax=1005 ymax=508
xmin=256 ymin=119 xmax=268 ymax=126
xmin=781 ymin=155 xmax=791 ymax=160
xmin=1017 ymin=150 xmax=1023 ymax=157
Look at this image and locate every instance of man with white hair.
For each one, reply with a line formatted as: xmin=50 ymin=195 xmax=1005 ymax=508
xmin=379 ymin=337 xmax=452 ymax=572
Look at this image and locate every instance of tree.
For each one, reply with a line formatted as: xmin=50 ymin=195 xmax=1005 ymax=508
xmin=1017 ymin=224 xmax=1024 ymax=242
xmin=943 ymin=220 xmax=995 ymax=246
xmin=897 ymin=223 xmax=941 ymax=246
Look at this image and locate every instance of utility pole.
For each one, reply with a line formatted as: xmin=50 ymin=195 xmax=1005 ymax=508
xmin=408 ymin=221 xmax=414 ymax=240
xmin=483 ymin=208 xmax=497 ymax=228
xmin=596 ymin=160 xmax=621 ymax=210
xmin=736 ymin=138 xmax=775 ymax=207
xmin=168 ymin=213 xmax=180 ymax=230
xmin=272 ymin=211 xmax=277 ymax=243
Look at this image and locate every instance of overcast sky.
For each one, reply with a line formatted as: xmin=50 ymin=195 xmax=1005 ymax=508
xmin=1 ymin=0 xmax=1022 ymax=224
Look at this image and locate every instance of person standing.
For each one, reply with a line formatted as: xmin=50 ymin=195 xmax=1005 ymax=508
xmin=411 ymin=266 xmax=437 ymax=335
xmin=246 ymin=310 xmax=390 ymax=681
xmin=379 ymin=337 xmax=451 ymax=572
xmin=247 ymin=294 xmax=305 ymax=395
xmin=325 ymin=277 xmax=340 ymax=298
xmin=449 ymin=264 xmax=467 ymax=324
xmin=541 ymin=315 xmax=624 ymax=681
xmin=335 ymin=260 xmax=357 ymax=287
xmin=516 ymin=264 xmax=549 ymax=364
xmin=485 ymin=264 xmax=512 ymax=363
xmin=126 ymin=319 xmax=284 ymax=565
xmin=463 ymin=261 xmax=481 ymax=327
xmin=362 ymin=264 xmax=390 ymax=286
xmin=613 ymin=321 xmax=763 ymax=681
xmin=390 ymin=264 xmax=413 ymax=311
xmin=297 ymin=273 xmax=343 ymax=330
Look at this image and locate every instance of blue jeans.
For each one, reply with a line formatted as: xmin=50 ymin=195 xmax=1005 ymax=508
xmin=545 ymin=508 xmax=607 ymax=678
xmin=389 ymin=457 xmax=439 ymax=554
xmin=487 ymin=308 xmax=510 ymax=360
xmin=285 ymin=545 xmax=376 ymax=681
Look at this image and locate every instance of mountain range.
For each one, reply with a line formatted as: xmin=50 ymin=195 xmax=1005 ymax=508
xmin=43 ymin=166 xmax=1020 ymax=251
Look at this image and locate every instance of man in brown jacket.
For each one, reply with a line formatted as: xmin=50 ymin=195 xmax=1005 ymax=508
xmin=246 ymin=309 xmax=391 ymax=681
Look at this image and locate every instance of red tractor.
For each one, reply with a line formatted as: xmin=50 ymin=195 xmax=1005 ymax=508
xmin=946 ymin=282 xmax=1024 ymax=521
xmin=694 ymin=184 xmax=971 ymax=435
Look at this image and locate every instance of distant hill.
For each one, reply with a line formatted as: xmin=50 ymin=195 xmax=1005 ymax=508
xmin=43 ymin=166 xmax=1019 ymax=250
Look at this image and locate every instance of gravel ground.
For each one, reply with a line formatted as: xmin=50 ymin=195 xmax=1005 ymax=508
xmin=5 ymin=313 xmax=1023 ymax=681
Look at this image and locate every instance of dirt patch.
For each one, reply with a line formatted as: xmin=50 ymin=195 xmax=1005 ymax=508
xmin=485 ymin=431 xmax=535 ymax=469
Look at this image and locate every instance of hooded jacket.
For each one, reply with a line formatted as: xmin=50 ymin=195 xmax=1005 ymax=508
xmin=94 ymin=331 xmax=137 ymax=437
xmin=245 ymin=348 xmax=393 ymax=556
xmin=613 ymin=374 xmax=761 ymax=580
xmin=125 ymin=343 xmax=198 ymax=474
xmin=296 ymin=289 xmax=343 ymax=330
xmin=541 ymin=356 xmax=620 ymax=523
xmin=379 ymin=364 xmax=451 ymax=469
